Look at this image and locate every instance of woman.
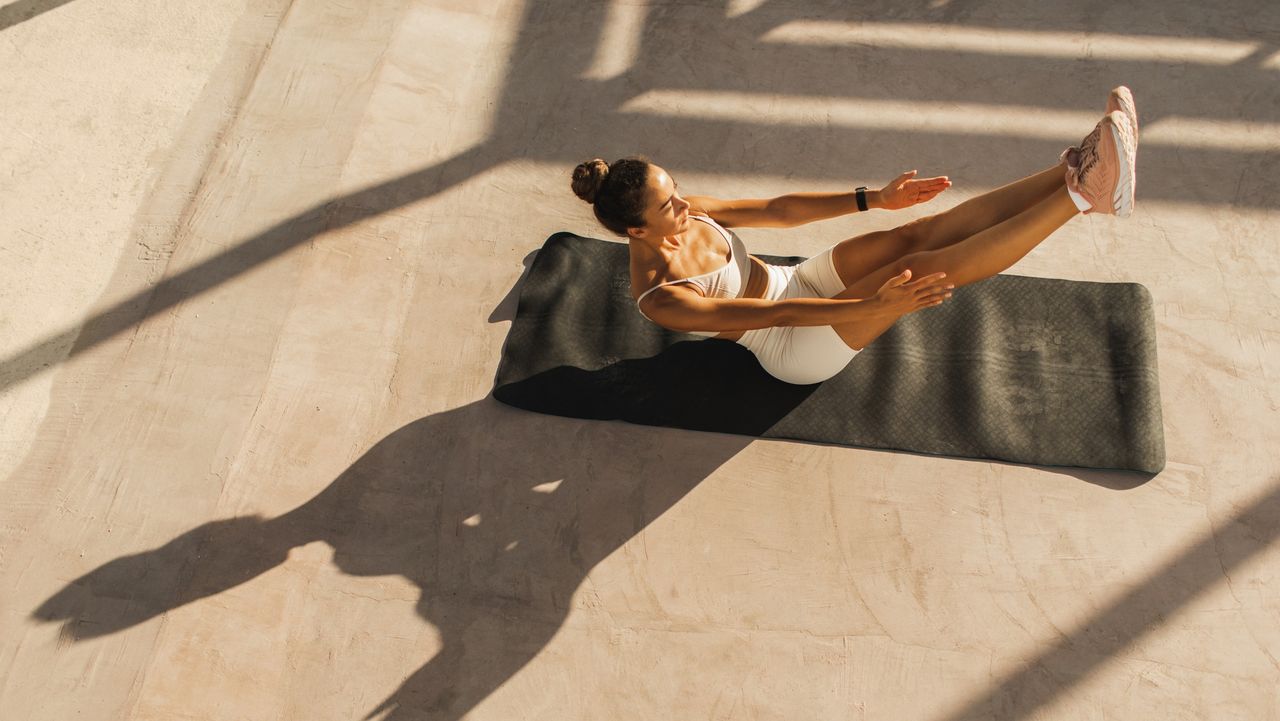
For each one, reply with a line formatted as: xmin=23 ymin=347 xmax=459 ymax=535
xmin=570 ymin=88 xmax=1138 ymax=385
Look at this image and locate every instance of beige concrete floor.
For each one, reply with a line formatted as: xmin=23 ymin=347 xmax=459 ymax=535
xmin=2 ymin=1 xmax=1278 ymax=719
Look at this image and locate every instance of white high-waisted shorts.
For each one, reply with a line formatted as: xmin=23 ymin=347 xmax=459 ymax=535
xmin=736 ymin=245 xmax=860 ymax=385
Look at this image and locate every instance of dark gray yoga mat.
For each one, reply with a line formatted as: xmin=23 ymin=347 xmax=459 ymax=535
xmin=493 ymin=233 xmax=1165 ymax=474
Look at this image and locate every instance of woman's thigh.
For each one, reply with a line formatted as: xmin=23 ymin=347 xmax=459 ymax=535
xmin=828 ymin=219 xmax=926 ymax=289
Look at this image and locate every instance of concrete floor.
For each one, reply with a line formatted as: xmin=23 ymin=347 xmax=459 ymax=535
xmin=2 ymin=1 xmax=1278 ymax=719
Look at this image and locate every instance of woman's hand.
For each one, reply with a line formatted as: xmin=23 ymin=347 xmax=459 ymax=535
xmin=878 ymin=170 xmax=951 ymax=210
xmin=872 ymin=269 xmax=954 ymax=317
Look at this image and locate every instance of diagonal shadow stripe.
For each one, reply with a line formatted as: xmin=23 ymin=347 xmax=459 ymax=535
xmin=0 ymin=142 xmax=500 ymax=394
xmin=0 ymin=0 xmax=74 ymax=31
xmin=6 ymin=0 xmax=1277 ymax=394
xmin=0 ymin=0 xmax=613 ymax=392
xmin=934 ymin=479 xmax=1280 ymax=721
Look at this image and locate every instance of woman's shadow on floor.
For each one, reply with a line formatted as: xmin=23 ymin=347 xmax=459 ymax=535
xmin=32 ymin=398 xmax=753 ymax=719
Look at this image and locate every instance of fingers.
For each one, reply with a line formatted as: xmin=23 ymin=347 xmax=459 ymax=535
xmin=877 ymin=268 xmax=913 ymax=294
xmin=910 ymin=177 xmax=950 ymax=188
xmin=905 ymin=271 xmax=947 ymax=288
xmin=915 ymin=287 xmax=954 ymax=310
xmin=920 ymin=181 xmax=951 ymax=193
xmin=882 ymin=268 xmax=954 ymax=313
xmin=887 ymin=170 xmax=918 ymax=189
xmin=906 ymin=273 xmax=953 ymax=309
xmin=900 ymin=176 xmax=952 ymax=205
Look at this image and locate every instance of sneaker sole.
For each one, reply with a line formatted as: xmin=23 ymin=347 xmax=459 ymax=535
xmin=1108 ymin=86 xmax=1138 ymax=143
xmin=1107 ymin=112 xmax=1136 ymax=217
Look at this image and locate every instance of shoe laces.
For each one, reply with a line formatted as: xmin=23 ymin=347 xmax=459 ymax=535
xmin=1076 ymin=123 xmax=1104 ymax=183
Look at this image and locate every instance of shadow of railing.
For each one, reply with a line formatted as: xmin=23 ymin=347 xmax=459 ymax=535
xmin=932 ymin=479 xmax=1280 ymax=721
xmin=3 ymin=0 xmax=1278 ymax=393
xmin=0 ymin=0 xmax=75 ymax=32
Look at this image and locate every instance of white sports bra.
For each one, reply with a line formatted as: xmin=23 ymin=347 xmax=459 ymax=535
xmin=635 ymin=214 xmax=752 ymax=337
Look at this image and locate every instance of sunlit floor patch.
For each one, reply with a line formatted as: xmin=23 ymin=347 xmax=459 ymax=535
xmin=761 ymin=21 xmax=1262 ymax=66
xmin=581 ymin=0 xmax=647 ymax=80
xmin=620 ymin=90 xmax=1280 ymax=151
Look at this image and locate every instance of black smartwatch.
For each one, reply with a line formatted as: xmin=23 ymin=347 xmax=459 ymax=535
xmin=855 ymin=186 xmax=869 ymax=212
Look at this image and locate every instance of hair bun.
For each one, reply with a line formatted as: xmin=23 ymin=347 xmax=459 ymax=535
xmin=571 ymin=158 xmax=610 ymax=204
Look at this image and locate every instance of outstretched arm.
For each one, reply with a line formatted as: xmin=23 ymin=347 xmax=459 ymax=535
xmin=772 ymin=170 xmax=952 ymax=224
xmin=687 ymin=171 xmax=951 ymax=228
xmin=639 ymin=271 xmax=952 ymax=333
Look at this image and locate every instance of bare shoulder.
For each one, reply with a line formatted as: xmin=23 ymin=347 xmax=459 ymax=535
xmin=629 ymin=220 xmax=715 ymax=300
xmin=683 ymin=194 xmax=786 ymax=228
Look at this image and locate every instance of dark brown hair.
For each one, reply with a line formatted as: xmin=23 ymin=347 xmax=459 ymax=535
xmin=570 ymin=156 xmax=652 ymax=236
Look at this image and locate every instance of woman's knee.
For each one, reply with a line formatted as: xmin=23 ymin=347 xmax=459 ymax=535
xmin=894 ymin=215 xmax=936 ymax=254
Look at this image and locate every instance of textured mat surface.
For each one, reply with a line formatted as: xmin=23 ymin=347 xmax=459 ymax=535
xmin=494 ymin=233 xmax=1166 ymax=473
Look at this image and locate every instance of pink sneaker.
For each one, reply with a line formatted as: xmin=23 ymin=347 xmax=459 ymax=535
xmin=1106 ymin=86 xmax=1138 ymax=143
xmin=1063 ymin=111 xmax=1137 ymax=217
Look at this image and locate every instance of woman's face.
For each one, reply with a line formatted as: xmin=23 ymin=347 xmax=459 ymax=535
xmin=631 ymin=165 xmax=691 ymax=239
